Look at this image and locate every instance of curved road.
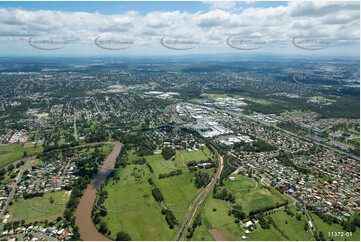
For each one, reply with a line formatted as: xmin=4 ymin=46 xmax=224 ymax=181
xmin=175 ymin=145 xmax=223 ymax=241
xmin=75 ymin=141 xmax=122 ymax=241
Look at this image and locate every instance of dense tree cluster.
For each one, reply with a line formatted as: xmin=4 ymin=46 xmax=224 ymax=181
xmin=122 ymin=133 xmax=155 ymax=156
xmin=257 ymin=214 xmax=271 ymax=229
xmin=163 ymin=209 xmax=178 ymax=229
xmin=146 ymin=163 xmax=154 ymax=173
xmin=131 ymin=158 xmax=146 ymax=165
xmin=213 ymin=186 xmax=235 ymax=202
xmin=151 ymin=188 xmax=164 ymax=202
xmin=248 ymin=200 xmax=288 ymax=216
xmin=161 ymin=147 xmax=176 ymax=160
xmin=219 ymin=155 xmax=238 ymax=181
xmin=186 ymin=213 xmax=202 ymax=239
xmin=194 ymin=171 xmax=211 ymax=188
xmin=231 ymin=204 xmax=246 ymax=221
xmin=23 ymin=192 xmax=44 ymax=199
xmin=158 ymin=169 xmax=182 ymax=179
xmin=341 ymin=215 xmax=359 ymax=232
xmin=116 ymin=232 xmax=132 ymax=241
xmin=0 ymin=168 xmax=6 ymax=180
xmin=115 ymin=145 xmax=129 ymax=169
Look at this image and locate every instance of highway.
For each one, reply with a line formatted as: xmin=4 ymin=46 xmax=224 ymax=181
xmin=237 ymin=113 xmax=359 ymax=161
xmin=175 ymin=145 xmax=223 ymax=241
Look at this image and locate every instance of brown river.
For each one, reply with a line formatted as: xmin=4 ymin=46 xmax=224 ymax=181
xmin=75 ymin=142 xmax=122 ymax=241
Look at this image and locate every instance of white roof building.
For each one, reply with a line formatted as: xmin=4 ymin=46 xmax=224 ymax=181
xmin=243 ymin=221 xmax=254 ymax=228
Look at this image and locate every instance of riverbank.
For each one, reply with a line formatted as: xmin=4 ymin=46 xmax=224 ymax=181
xmin=75 ymin=141 xmax=122 ymax=241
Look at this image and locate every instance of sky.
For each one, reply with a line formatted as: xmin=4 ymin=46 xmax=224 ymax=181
xmin=0 ymin=1 xmax=359 ymax=57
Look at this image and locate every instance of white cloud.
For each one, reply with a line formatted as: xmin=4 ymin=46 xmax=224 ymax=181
xmin=0 ymin=1 xmax=358 ymax=56
xmin=204 ymin=1 xmax=237 ymax=10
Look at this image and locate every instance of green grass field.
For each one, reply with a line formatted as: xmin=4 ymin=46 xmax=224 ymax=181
xmin=245 ymin=97 xmax=274 ymax=105
xmin=8 ymin=190 xmax=71 ymax=223
xmin=224 ymin=174 xmax=257 ymax=193
xmin=225 ymin=174 xmax=289 ymax=214
xmin=160 ymin=147 xmax=213 ymax=171
xmin=176 ymin=147 xmax=212 ymax=163
xmin=100 ymin=144 xmax=114 ymax=156
xmin=193 ymin=198 xmax=244 ymax=241
xmin=192 ymin=198 xmax=294 ymax=241
xmin=192 ymin=174 xmax=297 ymax=241
xmin=246 ymin=226 xmax=285 ymax=241
xmin=100 ymin=163 xmax=175 ymax=240
xmin=310 ymin=212 xmax=360 ymax=241
xmin=266 ymin=207 xmax=313 ymax=241
xmin=0 ymin=143 xmax=43 ymax=169
xmin=156 ymin=172 xmax=198 ymax=222
xmin=100 ymin=149 xmax=211 ymax=240
xmin=193 ymin=198 xmax=314 ymax=241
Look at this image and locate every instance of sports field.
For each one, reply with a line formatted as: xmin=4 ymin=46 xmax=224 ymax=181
xmin=0 ymin=143 xmax=42 ymax=168
xmin=225 ymin=174 xmax=289 ymax=214
xmin=8 ymin=190 xmax=71 ymax=223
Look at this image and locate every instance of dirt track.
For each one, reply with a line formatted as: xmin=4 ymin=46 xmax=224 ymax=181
xmin=209 ymin=229 xmax=226 ymax=241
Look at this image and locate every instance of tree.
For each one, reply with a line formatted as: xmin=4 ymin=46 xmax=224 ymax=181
xmin=304 ymin=222 xmax=308 ymax=231
xmin=98 ymin=221 xmax=108 ymax=234
xmin=7 ymin=164 xmax=15 ymax=172
xmin=100 ymin=209 xmax=107 ymax=217
xmin=116 ymin=232 xmax=131 ymax=241
xmin=231 ymin=204 xmax=246 ymax=220
xmin=152 ymin=188 xmax=164 ymax=202
xmin=161 ymin=147 xmax=176 ymax=160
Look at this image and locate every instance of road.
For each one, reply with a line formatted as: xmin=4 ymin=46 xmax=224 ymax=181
xmin=270 ymin=122 xmax=359 ymax=160
xmin=303 ymin=205 xmax=316 ymax=239
xmin=175 ymin=145 xmax=223 ymax=241
xmin=0 ymin=160 xmax=31 ymax=227
xmin=2 ymin=232 xmax=58 ymax=241
xmin=209 ymin=105 xmax=358 ymax=160
xmin=73 ymin=115 xmax=78 ymax=141
xmin=170 ymin=103 xmax=184 ymax=124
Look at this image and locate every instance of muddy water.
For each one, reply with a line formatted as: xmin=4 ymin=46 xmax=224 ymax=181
xmin=75 ymin=142 xmax=122 ymax=241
